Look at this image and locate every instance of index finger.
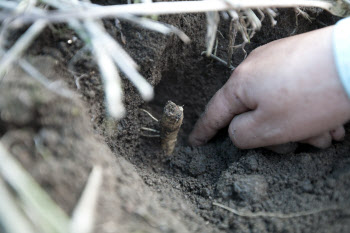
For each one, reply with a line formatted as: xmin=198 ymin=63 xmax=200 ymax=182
xmin=188 ymin=77 xmax=249 ymax=146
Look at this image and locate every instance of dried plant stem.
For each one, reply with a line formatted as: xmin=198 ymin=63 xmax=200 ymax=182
xmin=141 ymin=127 xmax=160 ymax=133
xmin=206 ymin=11 xmax=219 ymax=56
xmin=0 ymin=142 xmax=69 ymax=233
xmin=227 ymin=18 xmax=238 ymax=68
xmin=94 ymin=29 xmax=154 ymax=101
xmin=18 ymin=58 xmax=74 ymax=98
xmin=140 ymin=109 xmax=159 ymax=122
xmin=90 ymin=36 xmax=125 ymax=119
xmin=18 ymin=0 xmax=338 ymax=22
xmin=160 ymin=101 xmax=184 ymax=155
xmin=0 ymin=20 xmax=46 ymax=76
xmin=201 ymin=51 xmax=235 ymax=70
xmin=119 ymin=14 xmax=190 ymax=43
xmin=213 ymin=202 xmax=343 ymax=218
xmin=140 ymin=134 xmax=161 ymax=138
xmin=37 ymin=0 xmax=155 ymax=118
xmin=0 ymin=178 xmax=36 ymax=233
xmin=70 ymin=166 xmax=103 ymax=233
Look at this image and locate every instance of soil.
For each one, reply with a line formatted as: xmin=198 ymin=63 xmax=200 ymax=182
xmin=1 ymin=4 xmax=350 ymax=233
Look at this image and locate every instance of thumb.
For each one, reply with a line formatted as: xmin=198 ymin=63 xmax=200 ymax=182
xmin=228 ymin=110 xmax=272 ymax=149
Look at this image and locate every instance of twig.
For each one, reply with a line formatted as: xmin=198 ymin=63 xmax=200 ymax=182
xmin=70 ymin=166 xmax=103 ymax=233
xmin=140 ymin=109 xmax=159 ymax=122
xmin=141 ymin=127 xmax=160 ymax=133
xmin=201 ymin=51 xmax=235 ymax=70
xmin=295 ymin=7 xmax=314 ymax=22
xmin=140 ymin=133 xmax=160 ymax=137
xmin=213 ymin=37 xmax=219 ymax=56
xmin=73 ymin=74 xmax=88 ymax=90
xmin=213 ymin=202 xmax=343 ymax=218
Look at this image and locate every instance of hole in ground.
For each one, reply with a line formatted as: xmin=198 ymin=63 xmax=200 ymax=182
xmin=134 ymin=44 xmax=247 ymax=230
xmin=149 ymin=55 xmax=232 ymax=143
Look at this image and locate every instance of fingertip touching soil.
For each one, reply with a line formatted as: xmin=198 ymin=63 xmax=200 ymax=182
xmin=1 ymin=4 xmax=349 ymax=233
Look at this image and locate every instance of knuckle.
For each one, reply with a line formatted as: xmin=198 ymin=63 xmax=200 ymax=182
xmin=232 ymin=62 xmax=249 ymax=78
xmin=225 ymin=75 xmax=247 ymax=107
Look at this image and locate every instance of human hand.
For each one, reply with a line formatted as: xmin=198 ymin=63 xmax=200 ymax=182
xmin=189 ymin=26 xmax=350 ymax=150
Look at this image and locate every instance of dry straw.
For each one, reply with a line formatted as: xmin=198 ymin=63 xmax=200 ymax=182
xmin=0 ymin=142 xmax=103 ymax=233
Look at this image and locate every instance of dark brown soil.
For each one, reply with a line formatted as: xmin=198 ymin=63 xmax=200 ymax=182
xmin=1 ymin=6 xmax=350 ymax=233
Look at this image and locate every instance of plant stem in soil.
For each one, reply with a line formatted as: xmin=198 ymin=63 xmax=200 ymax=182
xmin=160 ymin=101 xmax=184 ymax=155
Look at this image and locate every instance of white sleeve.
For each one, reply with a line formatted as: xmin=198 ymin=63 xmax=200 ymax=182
xmin=333 ymin=17 xmax=350 ymax=98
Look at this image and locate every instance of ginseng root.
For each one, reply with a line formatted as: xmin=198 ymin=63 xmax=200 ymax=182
xmin=160 ymin=101 xmax=184 ymax=155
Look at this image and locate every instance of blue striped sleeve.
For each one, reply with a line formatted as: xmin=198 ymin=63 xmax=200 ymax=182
xmin=333 ymin=17 xmax=350 ymax=98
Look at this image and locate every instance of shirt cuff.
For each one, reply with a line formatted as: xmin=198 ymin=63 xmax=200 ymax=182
xmin=333 ymin=17 xmax=350 ymax=98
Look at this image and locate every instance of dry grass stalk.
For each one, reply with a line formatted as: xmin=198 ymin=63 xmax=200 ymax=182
xmin=160 ymin=101 xmax=184 ymax=155
xmin=201 ymin=51 xmax=235 ymax=69
xmin=141 ymin=127 xmax=160 ymax=133
xmin=119 ymin=14 xmax=190 ymax=43
xmin=213 ymin=202 xmax=343 ymax=218
xmin=8 ymin=0 xmax=348 ymax=22
xmin=0 ymin=178 xmax=36 ymax=233
xmin=140 ymin=109 xmax=159 ymax=122
xmin=0 ymin=142 xmax=69 ymax=233
xmin=0 ymin=19 xmax=47 ymax=76
xmin=206 ymin=11 xmax=220 ymax=56
xmin=86 ymin=21 xmax=126 ymax=118
xmin=18 ymin=58 xmax=75 ymax=98
xmin=227 ymin=18 xmax=238 ymax=67
xmin=70 ymin=166 xmax=103 ymax=233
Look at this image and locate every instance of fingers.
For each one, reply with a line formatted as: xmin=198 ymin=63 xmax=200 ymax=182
xmin=263 ymin=127 xmax=344 ymax=153
xmin=265 ymin=142 xmax=298 ymax=154
xmin=228 ymin=111 xmax=346 ymax=150
xmin=301 ymin=126 xmax=345 ymax=149
xmin=301 ymin=132 xmax=332 ymax=149
xmin=188 ymin=78 xmax=249 ymax=146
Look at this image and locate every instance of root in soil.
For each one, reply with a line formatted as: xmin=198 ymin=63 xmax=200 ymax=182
xmin=160 ymin=101 xmax=184 ymax=155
